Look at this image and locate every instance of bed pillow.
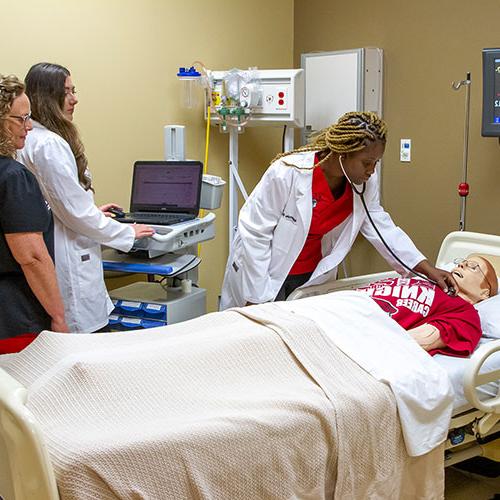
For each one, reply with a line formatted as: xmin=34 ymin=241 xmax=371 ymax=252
xmin=475 ymin=293 xmax=500 ymax=339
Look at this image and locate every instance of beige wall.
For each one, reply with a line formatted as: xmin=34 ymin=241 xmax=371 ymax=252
xmin=8 ymin=0 xmax=497 ymax=313
xmin=3 ymin=0 xmax=294 ymax=311
xmin=295 ymin=0 xmax=500 ymax=276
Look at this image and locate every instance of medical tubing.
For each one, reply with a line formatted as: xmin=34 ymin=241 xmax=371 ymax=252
xmin=204 ymin=105 xmax=210 ymax=173
xmin=197 ymin=104 xmax=211 ymax=257
xmin=359 ymin=193 xmax=437 ymax=285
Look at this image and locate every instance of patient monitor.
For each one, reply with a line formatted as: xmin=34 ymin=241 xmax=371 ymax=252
xmin=481 ymin=48 xmax=500 ymax=136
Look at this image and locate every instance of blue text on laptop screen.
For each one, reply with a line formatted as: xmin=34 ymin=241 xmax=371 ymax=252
xmin=132 ymin=164 xmax=200 ymax=209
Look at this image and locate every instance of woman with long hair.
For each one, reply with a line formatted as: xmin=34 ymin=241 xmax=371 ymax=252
xmin=0 ymin=74 xmax=67 ymax=352
xmin=19 ymin=63 xmax=154 ymax=333
xmin=221 ymin=111 xmax=457 ymax=309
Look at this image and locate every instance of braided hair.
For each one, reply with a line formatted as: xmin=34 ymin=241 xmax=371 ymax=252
xmin=273 ymin=111 xmax=387 ymax=168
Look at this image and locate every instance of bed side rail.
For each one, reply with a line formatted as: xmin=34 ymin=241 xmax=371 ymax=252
xmin=288 ymin=270 xmax=398 ymax=300
xmin=0 ymin=367 xmax=58 ymax=500
xmin=463 ymin=339 xmax=500 ymax=435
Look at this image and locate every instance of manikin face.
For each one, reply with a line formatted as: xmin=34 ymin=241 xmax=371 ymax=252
xmin=63 ymin=75 xmax=78 ymax=120
xmin=340 ymin=140 xmax=385 ymax=185
xmin=5 ymin=92 xmax=33 ymax=149
xmin=451 ymin=256 xmax=492 ymax=304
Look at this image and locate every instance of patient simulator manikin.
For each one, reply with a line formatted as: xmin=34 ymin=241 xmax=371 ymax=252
xmin=357 ymin=255 xmax=497 ymax=356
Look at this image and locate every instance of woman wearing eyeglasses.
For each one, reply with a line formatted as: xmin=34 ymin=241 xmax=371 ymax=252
xmin=0 ymin=74 xmax=68 ymax=352
xmin=18 ymin=63 xmax=155 ymax=333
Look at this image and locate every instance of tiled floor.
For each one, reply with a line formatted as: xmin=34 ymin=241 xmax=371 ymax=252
xmin=445 ymin=467 xmax=500 ymax=499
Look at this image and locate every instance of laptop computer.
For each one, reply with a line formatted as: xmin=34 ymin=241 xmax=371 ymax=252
xmin=117 ymin=160 xmax=203 ymax=226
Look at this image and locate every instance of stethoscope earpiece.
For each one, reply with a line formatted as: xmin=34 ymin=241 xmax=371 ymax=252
xmin=338 ymin=155 xmax=366 ymax=196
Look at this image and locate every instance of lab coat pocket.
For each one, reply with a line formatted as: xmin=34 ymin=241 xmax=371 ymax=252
xmin=272 ymin=215 xmax=298 ymax=253
xmin=228 ymin=234 xmax=243 ymax=273
xmin=76 ymin=245 xmax=107 ymax=307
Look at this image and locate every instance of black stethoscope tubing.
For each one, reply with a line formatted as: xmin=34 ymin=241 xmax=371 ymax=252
xmin=338 ymin=156 xmax=438 ymax=286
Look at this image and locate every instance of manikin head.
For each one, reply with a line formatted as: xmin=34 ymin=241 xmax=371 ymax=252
xmin=451 ymin=255 xmax=498 ymax=304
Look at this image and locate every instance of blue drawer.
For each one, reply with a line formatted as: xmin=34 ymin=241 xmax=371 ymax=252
xmin=111 ymin=300 xmax=167 ymax=321
xmin=108 ymin=314 xmax=166 ymax=331
xmin=141 ymin=302 xmax=167 ymax=321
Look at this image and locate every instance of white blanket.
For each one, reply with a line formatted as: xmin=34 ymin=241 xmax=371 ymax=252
xmin=277 ymin=291 xmax=454 ymax=456
xmin=0 ymin=301 xmax=445 ymax=499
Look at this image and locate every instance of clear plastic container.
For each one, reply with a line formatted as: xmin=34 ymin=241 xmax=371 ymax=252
xmin=177 ymin=67 xmax=201 ymax=108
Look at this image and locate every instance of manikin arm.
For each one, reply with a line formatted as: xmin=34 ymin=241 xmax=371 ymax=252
xmin=408 ymin=324 xmax=446 ymax=352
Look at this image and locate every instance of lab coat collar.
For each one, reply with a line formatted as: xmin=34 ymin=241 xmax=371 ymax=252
xmin=31 ymin=120 xmax=46 ymax=130
xmin=279 ymin=150 xmax=318 ymax=169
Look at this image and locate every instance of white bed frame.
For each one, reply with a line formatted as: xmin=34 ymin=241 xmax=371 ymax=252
xmin=0 ymin=231 xmax=499 ymax=499
xmin=289 ymin=231 xmax=500 ymax=468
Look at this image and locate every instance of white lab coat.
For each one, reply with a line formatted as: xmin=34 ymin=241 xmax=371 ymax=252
xmin=220 ymin=151 xmax=426 ymax=309
xmin=18 ymin=121 xmax=135 ymax=332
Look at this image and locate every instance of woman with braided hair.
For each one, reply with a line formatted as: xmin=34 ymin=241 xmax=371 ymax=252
xmin=220 ymin=111 xmax=456 ymax=309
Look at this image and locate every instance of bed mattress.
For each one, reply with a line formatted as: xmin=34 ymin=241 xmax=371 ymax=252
xmin=434 ymin=337 xmax=500 ymax=414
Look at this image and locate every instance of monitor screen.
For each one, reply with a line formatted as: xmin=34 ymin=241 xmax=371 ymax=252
xmin=131 ymin=161 xmax=202 ymax=212
xmin=494 ymin=58 xmax=500 ymax=124
xmin=482 ymin=48 xmax=500 ymax=136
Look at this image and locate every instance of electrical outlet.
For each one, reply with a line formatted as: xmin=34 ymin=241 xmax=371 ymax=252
xmin=400 ymin=139 xmax=411 ymax=162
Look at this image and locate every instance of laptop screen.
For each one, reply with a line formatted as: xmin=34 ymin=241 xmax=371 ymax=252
xmin=130 ymin=161 xmax=203 ymax=215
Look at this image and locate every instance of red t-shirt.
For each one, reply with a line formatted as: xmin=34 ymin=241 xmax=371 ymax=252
xmin=290 ymin=160 xmax=353 ymax=275
xmin=358 ymin=277 xmax=482 ymax=357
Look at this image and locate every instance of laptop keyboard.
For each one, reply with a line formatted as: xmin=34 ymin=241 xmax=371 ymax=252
xmin=127 ymin=213 xmax=195 ymax=225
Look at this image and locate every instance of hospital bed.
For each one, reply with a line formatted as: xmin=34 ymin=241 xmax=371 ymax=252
xmin=0 ymin=231 xmax=498 ymax=499
xmin=289 ymin=230 xmax=500 ymax=468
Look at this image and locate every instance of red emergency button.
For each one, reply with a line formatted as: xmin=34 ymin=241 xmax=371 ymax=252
xmin=278 ymin=99 xmax=284 ymax=105
xmin=278 ymin=91 xmax=284 ymax=98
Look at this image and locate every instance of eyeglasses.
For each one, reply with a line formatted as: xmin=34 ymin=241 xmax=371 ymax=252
xmin=64 ymin=87 xmax=77 ymax=97
xmin=453 ymin=258 xmax=493 ymax=293
xmin=8 ymin=113 xmax=32 ymax=127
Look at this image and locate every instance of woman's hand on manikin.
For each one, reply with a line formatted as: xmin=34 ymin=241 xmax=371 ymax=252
xmin=413 ymin=260 xmax=458 ymax=295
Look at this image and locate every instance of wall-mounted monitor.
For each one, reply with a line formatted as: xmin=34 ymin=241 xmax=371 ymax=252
xmin=482 ymin=48 xmax=500 ymax=136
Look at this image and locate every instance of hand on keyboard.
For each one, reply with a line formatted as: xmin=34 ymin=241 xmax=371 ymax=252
xmin=132 ymin=224 xmax=155 ymax=239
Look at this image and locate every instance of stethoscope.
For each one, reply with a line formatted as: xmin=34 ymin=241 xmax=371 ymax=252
xmin=338 ymin=155 xmax=438 ymax=286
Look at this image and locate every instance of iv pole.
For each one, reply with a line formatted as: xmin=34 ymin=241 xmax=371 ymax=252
xmin=451 ymin=72 xmax=471 ymax=231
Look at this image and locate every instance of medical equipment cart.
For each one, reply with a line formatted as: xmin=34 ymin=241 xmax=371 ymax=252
xmin=103 ymin=211 xmax=217 ymax=331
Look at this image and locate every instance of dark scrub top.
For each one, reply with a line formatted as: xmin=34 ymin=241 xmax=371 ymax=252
xmin=0 ymin=155 xmax=54 ymax=339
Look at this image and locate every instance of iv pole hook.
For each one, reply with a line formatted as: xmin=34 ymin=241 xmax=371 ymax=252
xmin=451 ymin=72 xmax=471 ymax=231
